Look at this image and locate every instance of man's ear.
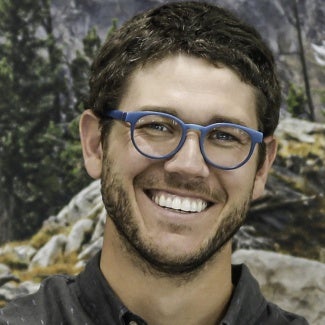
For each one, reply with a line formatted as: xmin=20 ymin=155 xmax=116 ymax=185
xmin=79 ymin=109 xmax=103 ymax=179
xmin=252 ymin=136 xmax=277 ymax=200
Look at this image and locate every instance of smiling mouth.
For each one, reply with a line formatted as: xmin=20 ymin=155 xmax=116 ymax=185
xmin=150 ymin=191 xmax=210 ymax=213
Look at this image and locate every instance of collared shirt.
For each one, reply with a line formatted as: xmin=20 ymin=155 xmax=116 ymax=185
xmin=0 ymin=251 xmax=308 ymax=325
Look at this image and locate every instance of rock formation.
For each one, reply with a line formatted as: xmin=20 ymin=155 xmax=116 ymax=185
xmin=233 ymin=249 xmax=325 ymax=325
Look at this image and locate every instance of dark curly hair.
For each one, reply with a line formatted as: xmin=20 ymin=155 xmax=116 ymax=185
xmin=87 ymin=1 xmax=281 ymax=144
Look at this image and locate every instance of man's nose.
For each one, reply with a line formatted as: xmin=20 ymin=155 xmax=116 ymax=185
xmin=164 ymin=132 xmax=210 ymax=178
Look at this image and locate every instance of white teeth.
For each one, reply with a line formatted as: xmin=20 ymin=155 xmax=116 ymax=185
xmin=172 ymin=197 xmax=181 ymax=210
xmin=166 ymin=196 xmax=173 ymax=208
xmin=158 ymin=194 xmax=166 ymax=207
xmin=152 ymin=193 xmax=208 ymax=213
xmin=181 ymin=198 xmax=191 ymax=212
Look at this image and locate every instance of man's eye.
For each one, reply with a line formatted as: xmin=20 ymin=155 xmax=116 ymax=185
xmin=145 ymin=123 xmax=169 ymax=132
xmin=210 ymin=131 xmax=237 ymax=141
xmin=136 ymin=122 xmax=174 ymax=137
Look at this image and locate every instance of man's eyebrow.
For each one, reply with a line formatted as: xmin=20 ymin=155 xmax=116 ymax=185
xmin=207 ymin=116 xmax=251 ymax=127
xmin=137 ymin=106 xmax=178 ymax=116
xmin=135 ymin=106 xmax=252 ymax=127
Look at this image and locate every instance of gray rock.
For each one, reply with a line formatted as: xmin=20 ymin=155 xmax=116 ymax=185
xmin=0 ymin=244 xmax=12 ymax=256
xmin=30 ymin=234 xmax=67 ymax=269
xmin=233 ymin=226 xmax=273 ymax=250
xmin=18 ymin=281 xmax=40 ymax=296
xmin=0 ymin=264 xmax=10 ymax=277
xmin=0 ymin=283 xmax=18 ymax=302
xmin=56 ymin=180 xmax=101 ymax=224
xmin=91 ymin=207 xmax=106 ymax=242
xmin=65 ymin=219 xmax=94 ymax=255
xmin=0 ymin=281 xmax=39 ymax=302
xmin=232 ymin=249 xmax=325 ymax=325
xmin=0 ymin=275 xmax=19 ymax=288
xmin=78 ymin=237 xmax=103 ymax=261
xmin=0 ymin=264 xmax=19 ymax=288
xmin=13 ymin=245 xmax=37 ymax=264
xmin=276 ymin=117 xmax=325 ymax=143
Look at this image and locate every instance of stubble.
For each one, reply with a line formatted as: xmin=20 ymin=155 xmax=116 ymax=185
xmin=101 ymin=156 xmax=252 ymax=279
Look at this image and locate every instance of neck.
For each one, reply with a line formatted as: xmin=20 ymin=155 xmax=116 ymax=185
xmin=100 ymin=219 xmax=234 ymax=325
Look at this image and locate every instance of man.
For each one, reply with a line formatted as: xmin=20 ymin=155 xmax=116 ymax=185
xmin=0 ymin=1 xmax=308 ymax=324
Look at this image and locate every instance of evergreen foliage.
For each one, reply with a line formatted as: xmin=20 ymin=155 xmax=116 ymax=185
xmin=286 ymin=84 xmax=307 ymax=118
xmin=0 ymin=0 xmax=103 ymax=243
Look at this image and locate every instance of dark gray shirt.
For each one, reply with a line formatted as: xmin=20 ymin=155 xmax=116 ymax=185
xmin=0 ymin=251 xmax=308 ymax=324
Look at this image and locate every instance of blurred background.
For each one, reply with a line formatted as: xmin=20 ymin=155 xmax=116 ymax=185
xmin=0 ymin=0 xmax=324 ymax=320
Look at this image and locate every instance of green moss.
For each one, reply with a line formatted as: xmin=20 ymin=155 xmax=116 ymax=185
xmin=29 ymin=225 xmax=66 ymax=249
xmin=277 ymin=134 xmax=325 ymax=159
xmin=15 ymin=252 xmax=82 ymax=283
xmin=0 ymin=252 xmax=28 ymax=270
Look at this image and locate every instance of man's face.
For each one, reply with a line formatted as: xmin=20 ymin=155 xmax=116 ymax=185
xmin=98 ymin=55 xmax=270 ymax=275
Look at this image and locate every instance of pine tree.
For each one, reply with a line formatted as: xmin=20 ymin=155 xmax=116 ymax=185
xmin=60 ymin=26 xmax=103 ymax=201
xmin=0 ymin=0 xmax=77 ymax=242
xmin=0 ymin=1 xmax=116 ymax=243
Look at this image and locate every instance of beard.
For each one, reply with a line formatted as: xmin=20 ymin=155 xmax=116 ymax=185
xmin=101 ymin=157 xmax=252 ymax=278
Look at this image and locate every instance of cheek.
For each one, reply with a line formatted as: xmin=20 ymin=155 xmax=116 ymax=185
xmin=220 ymin=165 xmax=257 ymax=200
xmin=105 ymin=126 xmax=145 ymax=171
xmin=107 ymin=137 xmax=154 ymax=183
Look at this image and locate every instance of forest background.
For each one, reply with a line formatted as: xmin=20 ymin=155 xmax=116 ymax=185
xmin=0 ymin=0 xmax=324 ymax=246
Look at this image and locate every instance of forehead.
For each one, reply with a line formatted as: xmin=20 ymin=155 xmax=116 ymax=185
xmin=119 ymin=55 xmax=259 ymax=128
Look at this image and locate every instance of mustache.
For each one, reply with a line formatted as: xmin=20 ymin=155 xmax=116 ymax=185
xmin=134 ymin=172 xmax=227 ymax=203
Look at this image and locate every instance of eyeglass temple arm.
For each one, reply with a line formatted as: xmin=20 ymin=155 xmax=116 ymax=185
xmin=107 ymin=110 xmax=127 ymax=121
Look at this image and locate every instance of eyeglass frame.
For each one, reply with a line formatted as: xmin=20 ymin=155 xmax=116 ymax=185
xmin=105 ymin=110 xmax=264 ymax=170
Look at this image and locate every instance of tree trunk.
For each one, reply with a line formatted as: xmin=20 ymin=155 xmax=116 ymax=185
xmin=293 ymin=0 xmax=315 ymax=121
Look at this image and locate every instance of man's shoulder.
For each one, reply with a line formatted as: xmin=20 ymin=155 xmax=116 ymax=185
xmin=257 ymin=300 xmax=309 ymax=325
xmin=0 ymin=273 xmax=90 ymax=324
xmin=226 ymin=264 xmax=309 ymax=325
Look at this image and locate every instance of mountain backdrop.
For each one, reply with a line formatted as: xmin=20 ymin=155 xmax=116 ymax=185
xmin=51 ymin=0 xmax=325 ymax=119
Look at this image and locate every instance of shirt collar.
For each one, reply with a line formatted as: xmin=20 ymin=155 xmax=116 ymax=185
xmin=77 ymin=251 xmax=146 ymax=325
xmin=77 ymin=252 xmax=265 ymax=325
xmin=220 ymin=264 xmax=267 ymax=325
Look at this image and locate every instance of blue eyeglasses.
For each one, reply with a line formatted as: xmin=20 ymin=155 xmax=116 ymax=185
xmin=106 ymin=110 xmax=263 ymax=170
